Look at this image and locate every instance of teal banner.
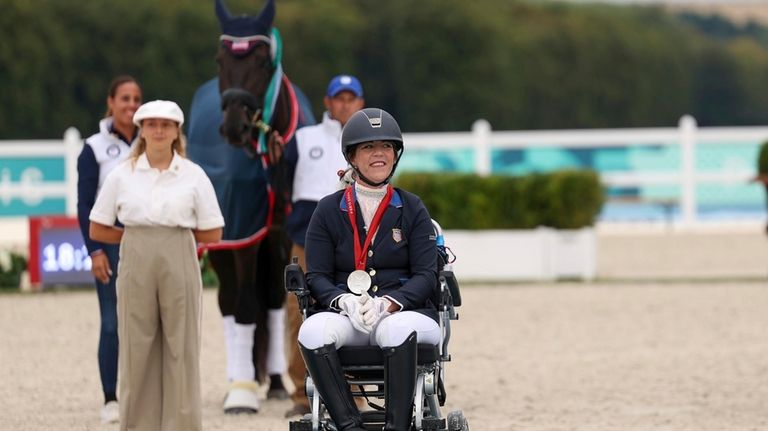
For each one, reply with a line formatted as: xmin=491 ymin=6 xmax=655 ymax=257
xmin=0 ymin=157 xmax=67 ymax=216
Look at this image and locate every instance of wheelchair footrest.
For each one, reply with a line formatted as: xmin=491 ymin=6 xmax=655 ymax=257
xmin=288 ymin=420 xmax=314 ymax=431
xmin=360 ymin=410 xmax=385 ymax=423
xmin=421 ymin=417 xmax=447 ymax=430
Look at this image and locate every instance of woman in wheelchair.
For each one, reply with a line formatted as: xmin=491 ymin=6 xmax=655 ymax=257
xmin=297 ymin=108 xmax=440 ymax=431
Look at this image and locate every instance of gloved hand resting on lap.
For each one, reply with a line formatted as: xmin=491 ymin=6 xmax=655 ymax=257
xmin=337 ymin=293 xmax=372 ymax=333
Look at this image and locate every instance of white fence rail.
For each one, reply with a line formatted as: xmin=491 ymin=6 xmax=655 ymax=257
xmin=403 ymin=115 xmax=768 ymax=226
xmin=0 ymin=127 xmax=82 ymax=216
xmin=2 ymin=117 xmax=768 ymax=226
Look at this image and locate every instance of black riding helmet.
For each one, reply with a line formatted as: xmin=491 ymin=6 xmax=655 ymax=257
xmin=341 ymin=108 xmax=404 ymax=187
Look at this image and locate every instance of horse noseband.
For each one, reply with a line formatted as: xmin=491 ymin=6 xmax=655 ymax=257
xmin=221 ymin=88 xmax=260 ymax=112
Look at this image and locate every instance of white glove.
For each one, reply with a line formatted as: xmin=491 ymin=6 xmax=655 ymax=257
xmin=359 ymin=296 xmax=391 ymax=327
xmin=337 ymin=293 xmax=372 ymax=334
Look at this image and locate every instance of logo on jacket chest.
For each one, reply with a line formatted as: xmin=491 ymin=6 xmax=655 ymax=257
xmin=392 ymin=228 xmax=402 ymax=243
xmin=309 ymin=146 xmax=324 ymax=160
xmin=106 ymin=144 xmax=121 ymax=158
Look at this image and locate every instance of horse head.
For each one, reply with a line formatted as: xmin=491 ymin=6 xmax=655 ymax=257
xmin=215 ymin=0 xmax=276 ymax=152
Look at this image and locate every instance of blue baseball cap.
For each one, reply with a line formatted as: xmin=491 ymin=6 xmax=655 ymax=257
xmin=327 ymin=75 xmax=363 ymax=98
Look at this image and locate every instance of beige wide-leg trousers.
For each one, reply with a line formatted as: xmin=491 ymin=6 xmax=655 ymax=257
xmin=117 ymin=226 xmax=202 ymax=431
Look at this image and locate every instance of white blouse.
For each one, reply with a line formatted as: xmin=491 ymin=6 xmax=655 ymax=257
xmin=90 ymin=152 xmax=224 ymax=230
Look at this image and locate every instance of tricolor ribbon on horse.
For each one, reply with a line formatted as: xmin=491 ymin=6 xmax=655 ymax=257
xmin=256 ymin=28 xmax=299 ymax=155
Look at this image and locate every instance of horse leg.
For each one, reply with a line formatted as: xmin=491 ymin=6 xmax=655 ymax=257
xmin=255 ymin=226 xmax=291 ymax=399
xmin=212 ymin=246 xmax=261 ymax=414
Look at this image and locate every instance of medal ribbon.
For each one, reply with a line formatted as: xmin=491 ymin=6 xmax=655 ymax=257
xmin=344 ymin=185 xmax=393 ymax=270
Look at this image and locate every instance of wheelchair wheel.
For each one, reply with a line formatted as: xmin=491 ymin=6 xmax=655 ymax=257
xmin=447 ymin=410 xmax=469 ymax=431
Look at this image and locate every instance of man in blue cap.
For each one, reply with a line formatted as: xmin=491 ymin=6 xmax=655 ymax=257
xmin=282 ymin=74 xmax=365 ymax=417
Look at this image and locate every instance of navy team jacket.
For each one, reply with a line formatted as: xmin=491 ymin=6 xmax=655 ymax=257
xmin=305 ymin=186 xmax=439 ymax=322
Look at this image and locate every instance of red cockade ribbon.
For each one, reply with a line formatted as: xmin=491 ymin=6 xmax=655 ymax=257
xmin=344 ymin=185 xmax=393 ymax=270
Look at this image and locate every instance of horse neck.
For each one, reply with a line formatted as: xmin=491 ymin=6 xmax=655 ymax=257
xmin=269 ymin=79 xmax=293 ymax=138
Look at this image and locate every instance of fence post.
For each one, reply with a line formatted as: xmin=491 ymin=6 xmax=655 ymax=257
xmin=472 ymin=119 xmax=491 ymax=176
xmin=63 ymin=127 xmax=82 ymax=216
xmin=679 ymin=115 xmax=697 ymax=226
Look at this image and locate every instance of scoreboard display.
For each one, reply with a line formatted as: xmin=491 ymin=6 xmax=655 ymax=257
xmin=28 ymin=216 xmax=94 ymax=287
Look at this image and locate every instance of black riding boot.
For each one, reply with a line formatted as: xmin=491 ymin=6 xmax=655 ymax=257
xmin=384 ymin=331 xmax=418 ymax=431
xmin=299 ymin=343 xmax=366 ymax=431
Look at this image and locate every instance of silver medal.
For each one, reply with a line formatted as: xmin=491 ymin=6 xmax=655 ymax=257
xmin=347 ymin=269 xmax=371 ymax=295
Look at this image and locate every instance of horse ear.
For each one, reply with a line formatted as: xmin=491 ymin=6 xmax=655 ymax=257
xmin=217 ymin=0 xmax=274 ymax=38
xmin=215 ymin=0 xmax=232 ymax=30
xmin=256 ymin=0 xmax=275 ymax=30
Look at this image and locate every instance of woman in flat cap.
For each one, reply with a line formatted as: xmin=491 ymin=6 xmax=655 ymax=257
xmin=89 ymin=100 xmax=224 ymax=431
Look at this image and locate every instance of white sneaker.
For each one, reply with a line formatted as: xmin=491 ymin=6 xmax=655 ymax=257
xmin=223 ymin=381 xmax=260 ymax=414
xmin=100 ymin=400 xmax=119 ymax=424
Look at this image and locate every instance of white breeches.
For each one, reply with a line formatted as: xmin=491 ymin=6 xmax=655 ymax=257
xmin=298 ymin=311 xmax=440 ymax=350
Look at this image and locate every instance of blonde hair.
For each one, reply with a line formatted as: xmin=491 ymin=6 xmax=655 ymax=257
xmin=130 ymin=124 xmax=187 ymax=166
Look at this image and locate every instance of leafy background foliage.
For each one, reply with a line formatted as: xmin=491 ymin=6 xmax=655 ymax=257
xmin=394 ymin=170 xmax=604 ymax=229
xmin=2 ymin=0 xmax=768 ymax=139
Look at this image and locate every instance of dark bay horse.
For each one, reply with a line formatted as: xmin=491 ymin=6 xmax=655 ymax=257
xmin=186 ymin=0 xmax=315 ymax=413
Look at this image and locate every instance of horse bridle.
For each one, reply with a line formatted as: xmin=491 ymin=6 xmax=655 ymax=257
xmin=219 ymin=34 xmax=276 ymax=157
xmin=219 ymin=34 xmax=273 ymax=57
xmin=218 ymin=30 xmax=298 ymax=159
xmin=251 ymin=110 xmax=272 ymax=135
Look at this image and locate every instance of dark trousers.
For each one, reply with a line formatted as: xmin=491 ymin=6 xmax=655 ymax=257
xmin=96 ymin=243 xmax=120 ymax=399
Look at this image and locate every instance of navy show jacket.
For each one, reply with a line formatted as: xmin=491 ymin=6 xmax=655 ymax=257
xmin=305 ymin=186 xmax=439 ymax=322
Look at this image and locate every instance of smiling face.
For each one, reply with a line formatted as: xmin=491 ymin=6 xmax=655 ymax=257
xmin=349 ymin=140 xmax=396 ymax=187
xmin=140 ymin=118 xmax=180 ymax=153
xmin=107 ymin=81 xmax=142 ymax=133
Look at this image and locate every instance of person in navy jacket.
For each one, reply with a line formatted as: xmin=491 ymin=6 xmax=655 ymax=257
xmin=76 ymin=75 xmax=141 ymax=425
xmin=281 ymin=74 xmax=364 ymax=418
xmin=298 ymin=108 xmax=439 ymax=431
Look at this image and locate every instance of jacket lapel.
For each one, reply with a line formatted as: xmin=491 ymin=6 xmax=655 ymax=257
xmin=373 ymin=205 xmax=399 ymax=249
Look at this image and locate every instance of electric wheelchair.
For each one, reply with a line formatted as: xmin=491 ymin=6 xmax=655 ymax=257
xmin=284 ymin=221 xmax=469 ymax=431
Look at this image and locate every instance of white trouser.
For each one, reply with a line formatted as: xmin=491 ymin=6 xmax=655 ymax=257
xmin=298 ymin=311 xmax=440 ymax=350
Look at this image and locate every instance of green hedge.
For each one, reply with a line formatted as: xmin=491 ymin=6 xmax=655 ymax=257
xmin=758 ymin=141 xmax=768 ymax=175
xmin=0 ymin=251 xmax=27 ymax=289
xmin=394 ymin=170 xmax=604 ymax=230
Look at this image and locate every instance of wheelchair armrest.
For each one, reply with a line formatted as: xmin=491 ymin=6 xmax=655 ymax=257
xmin=439 ymin=270 xmax=461 ymax=307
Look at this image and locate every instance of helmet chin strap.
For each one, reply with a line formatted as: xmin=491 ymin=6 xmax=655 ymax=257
xmin=352 ymin=167 xmax=389 ymax=188
xmin=350 ymin=151 xmax=403 ymax=188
